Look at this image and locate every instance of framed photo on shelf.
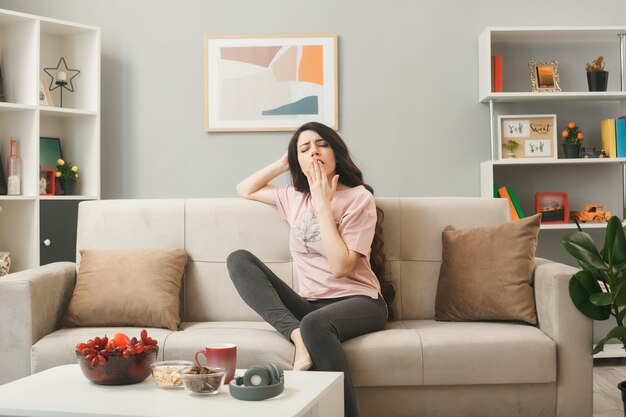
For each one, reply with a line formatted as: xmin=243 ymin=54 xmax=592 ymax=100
xmin=204 ymin=34 xmax=338 ymax=132
xmin=498 ymin=114 xmax=557 ymax=160
xmin=39 ymin=137 xmax=63 ymax=195
xmin=536 ymin=192 xmax=569 ymax=224
xmin=529 ymin=60 xmax=561 ymax=92
xmin=39 ymin=75 xmax=53 ymax=106
xmin=39 ymin=137 xmax=62 ymax=169
xmin=39 ymin=169 xmax=55 ymax=196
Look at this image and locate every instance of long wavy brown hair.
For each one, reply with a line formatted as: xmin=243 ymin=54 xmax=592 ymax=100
xmin=287 ymin=122 xmax=396 ymax=320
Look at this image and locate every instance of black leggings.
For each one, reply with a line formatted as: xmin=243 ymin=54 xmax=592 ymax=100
xmin=226 ymin=249 xmax=387 ymax=417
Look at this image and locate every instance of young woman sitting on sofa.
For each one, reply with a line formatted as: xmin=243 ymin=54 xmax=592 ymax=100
xmin=227 ymin=121 xmax=394 ymax=417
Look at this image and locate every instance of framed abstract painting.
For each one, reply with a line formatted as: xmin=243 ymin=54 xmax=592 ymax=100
xmin=204 ymin=34 xmax=338 ymax=132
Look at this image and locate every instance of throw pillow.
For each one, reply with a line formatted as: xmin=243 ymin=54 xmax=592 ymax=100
xmin=434 ymin=213 xmax=541 ymax=324
xmin=61 ymin=248 xmax=188 ymax=330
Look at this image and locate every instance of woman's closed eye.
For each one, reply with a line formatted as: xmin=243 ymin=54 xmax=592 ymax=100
xmin=299 ymin=140 xmax=328 ymax=153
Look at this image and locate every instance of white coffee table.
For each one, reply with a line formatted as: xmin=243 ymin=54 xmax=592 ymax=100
xmin=0 ymin=365 xmax=344 ymax=417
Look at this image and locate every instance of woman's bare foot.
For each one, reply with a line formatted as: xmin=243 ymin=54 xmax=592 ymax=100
xmin=290 ymin=328 xmax=312 ymax=371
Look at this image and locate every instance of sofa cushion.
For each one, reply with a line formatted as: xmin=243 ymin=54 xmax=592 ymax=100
xmin=344 ymin=322 xmax=423 ymax=387
xmin=31 ymin=327 xmax=173 ymax=374
xmin=435 ymin=214 xmax=541 ymax=324
xmin=61 ymin=249 xmax=188 ymax=330
xmin=170 ymin=322 xmax=294 ymax=370
xmin=183 ymin=262 xmax=294 ymax=322
xmin=403 ymin=320 xmax=556 ymax=385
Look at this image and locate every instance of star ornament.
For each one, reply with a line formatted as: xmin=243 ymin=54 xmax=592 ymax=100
xmin=43 ymin=57 xmax=80 ymax=93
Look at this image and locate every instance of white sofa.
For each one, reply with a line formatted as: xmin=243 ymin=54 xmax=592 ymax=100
xmin=0 ymin=197 xmax=591 ymax=417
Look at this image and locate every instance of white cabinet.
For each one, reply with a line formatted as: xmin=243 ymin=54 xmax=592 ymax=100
xmin=0 ymin=9 xmax=99 ymax=273
xmin=479 ymin=27 xmax=626 ymax=230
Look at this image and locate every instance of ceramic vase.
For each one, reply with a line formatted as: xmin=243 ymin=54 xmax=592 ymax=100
xmin=618 ymin=381 xmax=626 ymax=417
xmin=587 ymin=71 xmax=609 ymax=92
xmin=562 ymin=143 xmax=581 ymax=159
xmin=59 ymin=179 xmax=77 ymax=195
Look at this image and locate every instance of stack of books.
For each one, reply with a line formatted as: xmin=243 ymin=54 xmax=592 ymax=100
xmin=600 ymin=117 xmax=626 ymax=158
xmin=495 ymin=185 xmax=523 ymax=220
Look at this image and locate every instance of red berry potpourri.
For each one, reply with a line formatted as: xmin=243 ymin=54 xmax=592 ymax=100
xmin=75 ymin=329 xmax=158 ymax=368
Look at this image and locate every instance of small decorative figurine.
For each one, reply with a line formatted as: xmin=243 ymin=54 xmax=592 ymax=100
xmin=570 ymin=204 xmax=611 ymax=223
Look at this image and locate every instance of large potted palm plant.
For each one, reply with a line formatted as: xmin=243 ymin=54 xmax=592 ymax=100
xmin=561 ymin=216 xmax=626 ymax=407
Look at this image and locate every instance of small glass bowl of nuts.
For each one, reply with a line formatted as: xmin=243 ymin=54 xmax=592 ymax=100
xmin=181 ymin=365 xmax=226 ymax=395
xmin=150 ymin=360 xmax=194 ymax=389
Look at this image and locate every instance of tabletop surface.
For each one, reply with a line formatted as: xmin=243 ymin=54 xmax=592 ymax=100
xmin=0 ymin=365 xmax=343 ymax=417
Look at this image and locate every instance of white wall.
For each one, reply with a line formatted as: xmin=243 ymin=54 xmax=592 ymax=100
xmin=1 ymin=0 xmax=625 ymax=264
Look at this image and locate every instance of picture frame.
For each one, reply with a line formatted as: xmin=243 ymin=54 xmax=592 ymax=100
xmin=39 ymin=168 xmax=55 ymax=196
xmin=497 ymin=114 xmax=557 ymax=160
xmin=39 ymin=137 xmax=62 ymax=169
xmin=39 ymin=137 xmax=63 ymax=195
xmin=204 ymin=34 xmax=338 ymax=132
xmin=529 ymin=60 xmax=561 ymax=92
xmin=39 ymin=75 xmax=53 ymax=106
xmin=536 ymin=192 xmax=569 ymax=224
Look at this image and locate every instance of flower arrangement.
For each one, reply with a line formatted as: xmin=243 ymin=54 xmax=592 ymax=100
xmin=55 ymin=158 xmax=79 ymax=181
xmin=562 ymin=122 xmax=584 ymax=145
xmin=586 ymin=56 xmax=605 ymax=72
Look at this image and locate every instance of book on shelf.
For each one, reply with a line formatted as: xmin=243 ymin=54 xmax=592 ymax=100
xmin=491 ymin=55 xmax=502 ymax=93
xmin=617 ymin=117 xmax=626 ymax=158
xmin=497 ymin=186 xmax=520 ymax=221
xmin=495 ymin=184 xmax=524 ymax=219
xmin=506 ymin=186 xmax=524 ymax=219
xmin=601 ymin=119 xmax=617 ymax=158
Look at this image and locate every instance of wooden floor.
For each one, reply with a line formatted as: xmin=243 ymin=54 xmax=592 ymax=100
xmin=595 ymin=358 xmax=626 ymax=417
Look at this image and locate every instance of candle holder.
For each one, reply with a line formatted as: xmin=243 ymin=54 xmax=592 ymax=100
xmin=43 ymin=57 xmax=80 ymax=108
xmin=55 ymin=80 xmax=68 ymax=107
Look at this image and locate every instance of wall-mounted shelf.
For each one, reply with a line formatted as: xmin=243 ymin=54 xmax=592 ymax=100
xmin=481 ymin=91 xmax=626 ymax=104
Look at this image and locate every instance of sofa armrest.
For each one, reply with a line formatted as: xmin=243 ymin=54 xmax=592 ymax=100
xmin=0 ymin=262 xmax=76 ymax=384
xmin=534 ymin=257 xmax=592 ymax=417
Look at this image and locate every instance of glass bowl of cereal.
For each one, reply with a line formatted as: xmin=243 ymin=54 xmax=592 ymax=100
xmin=150 ymin=360 xmax=193 ymax=389
xmin=181 ymin=366 xmax=226 ymax=395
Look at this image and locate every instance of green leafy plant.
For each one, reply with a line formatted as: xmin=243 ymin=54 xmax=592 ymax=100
xmin=586 ymin=56 xmax=605 ymax=72
xmin=55 ymin=158 xmax=79 ymax=182
xmin=561 ymin=122 xmax=583 ymax=146
xmin=561 ymin=216 xmax=626 ymax=353
xmin=503 ymin=139 xmax=520 ymax=153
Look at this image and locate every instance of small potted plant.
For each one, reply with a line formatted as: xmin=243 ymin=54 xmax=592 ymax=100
xmin=55 ymin=158 xmax=79 ymax=195
xmin=586 ymin=55 xmax=608 ymax=91
xmin=561 ymin=122 xmax=583 ymax=158
xmin=503 ymin=139 xmax=519 ymax=158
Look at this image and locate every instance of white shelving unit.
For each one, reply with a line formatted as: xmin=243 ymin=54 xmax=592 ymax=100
xmin=479 ymin=26 xmax=626 ymax=357
xmin=0 ymin=9 xmax=99 ymax=273
xmin=479 ymin=26 xmax=626 ymax=228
